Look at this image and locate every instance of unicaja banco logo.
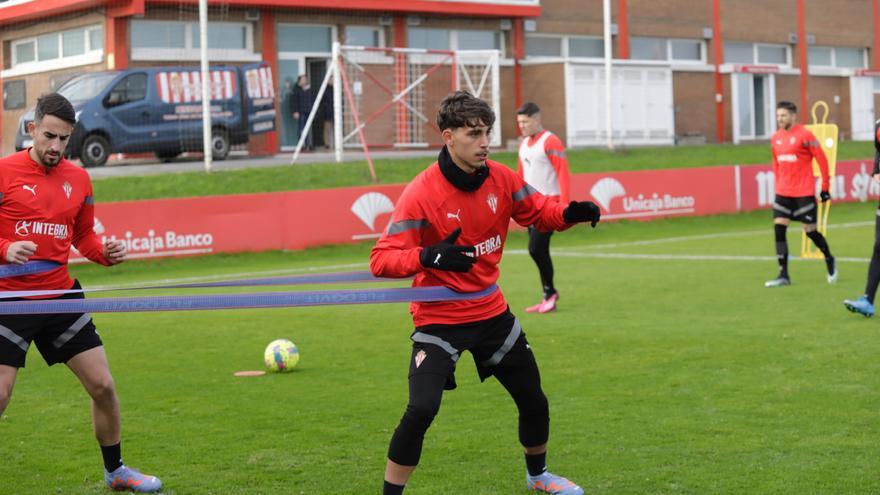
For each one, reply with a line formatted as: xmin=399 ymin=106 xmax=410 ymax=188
xmin=351 ymin=192 xmax=395 ymax=240
xmin=590 ymin=178 xmax=626 ymax=211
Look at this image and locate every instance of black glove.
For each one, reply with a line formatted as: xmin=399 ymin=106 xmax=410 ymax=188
xmin=819 ymin=190 xmax=831 ymax=203
xmin=563 ymin=200 xmax=601 ymax=227
xmin=419 ymin=228 xmax=476 ymax=272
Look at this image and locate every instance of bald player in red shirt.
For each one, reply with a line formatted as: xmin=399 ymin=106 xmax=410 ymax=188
xmin=372 ymin=92 xmax=599 ymax=495
xmin=0 ymin=94 xmax=162 ymax=492
xmin=765 ymin=100 xmax=837 ymax=288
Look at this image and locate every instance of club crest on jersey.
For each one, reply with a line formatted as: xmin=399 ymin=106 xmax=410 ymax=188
xmin=790 ymin=137 xmax=796 ymax=145
xmin=487 ymin=193 xmax=498 ymax=214
xmin=415 ymin=350 xmax=427 ymax=368
xmin=63 ymin=181 xmax=72 ymax=199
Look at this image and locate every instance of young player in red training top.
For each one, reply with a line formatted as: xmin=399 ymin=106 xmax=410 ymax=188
xmin=0 ymin=94 xmax=162 ymax=492
xmin=765 ymin=100 xmax=837 ymax=288
xmin=371 ymin=91 xmax=600 ymax=495
xmin=516 ymin=102 xmax=571 ymax=314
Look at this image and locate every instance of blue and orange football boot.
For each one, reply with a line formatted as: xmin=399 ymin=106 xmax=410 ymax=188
xmin=105 ymin=465 xmax=163 ymax=493
xmin=526 ymin=471 xmax=584 ymax=495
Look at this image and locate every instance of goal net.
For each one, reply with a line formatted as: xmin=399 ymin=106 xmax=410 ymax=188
xmin=288 ymin=43 xmax=500 ymax=175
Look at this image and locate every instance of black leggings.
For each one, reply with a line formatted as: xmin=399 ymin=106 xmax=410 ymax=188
xmin=387 ymin=358 xmax=549 ymax=466
xmin=528 ymin=226 xmax=555 ymax=297
xmin=865 ymin=209 xmax=880 ymax=303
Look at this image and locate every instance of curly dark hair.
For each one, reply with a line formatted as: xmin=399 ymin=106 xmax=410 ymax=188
xmin=436 ymin=91 xmax=495 ymax=131
xmin=35 ymin=93 xmax=76 ymax=125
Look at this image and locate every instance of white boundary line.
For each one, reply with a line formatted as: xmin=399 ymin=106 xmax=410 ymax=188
xmin=509 ymin=252 xmax=871 ymax=263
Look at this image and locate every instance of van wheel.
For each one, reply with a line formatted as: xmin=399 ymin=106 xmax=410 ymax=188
xmin=211 ymin=128 xmax=230 ymax=161
xmin=155 ymin=150 xmax=180 ymax=163
xmin=81 ymin=134 xmax=109 ymax=168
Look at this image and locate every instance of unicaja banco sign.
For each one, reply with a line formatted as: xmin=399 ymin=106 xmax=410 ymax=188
xmin=590 ymin=177 xmax=696 ymax=219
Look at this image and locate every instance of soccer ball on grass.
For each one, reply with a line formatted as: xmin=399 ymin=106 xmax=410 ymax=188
xmin=264 ymin=339 xmax=299 ymax=372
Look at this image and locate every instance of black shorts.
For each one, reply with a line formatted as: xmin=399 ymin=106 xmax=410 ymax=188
xmin=408 ymin=308 xmax=535 ymax=389
xmin=0 ymin=280 xmax=102 ymax=368
xmin=772 ymin=195 xmax=818 ymax=223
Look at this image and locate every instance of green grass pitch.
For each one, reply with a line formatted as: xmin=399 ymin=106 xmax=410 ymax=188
xmin=1 ymin=203 xmax=878 ymax=494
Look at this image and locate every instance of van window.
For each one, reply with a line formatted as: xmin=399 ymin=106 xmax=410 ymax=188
xmin=105 ymin=73 xmax=148 ymax=107
xmin=58 ymin=72 xmax=117 ymax=103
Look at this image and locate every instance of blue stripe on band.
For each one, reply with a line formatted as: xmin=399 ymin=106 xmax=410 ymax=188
xmin=0 ymin=261 xmax=61 ymax=279
xmin=0 ymin=270 xmax=394 ymax=299
xmin=0 ymin=284 xmax=499 ymax=315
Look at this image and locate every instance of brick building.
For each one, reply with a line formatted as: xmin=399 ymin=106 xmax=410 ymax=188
xmin=1 ymin=0 xmax=878 ymax=157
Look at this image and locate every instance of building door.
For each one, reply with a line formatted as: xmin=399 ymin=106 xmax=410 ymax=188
xmin=850 ymin=76 xmax=874 ymax=141
xmin=278 ymin=60 xmax=301 ymax=148
xmin=732 ymin=73 xmax=775 ymax=143
xmin=277 ymin=23 xmax=335 ymax=150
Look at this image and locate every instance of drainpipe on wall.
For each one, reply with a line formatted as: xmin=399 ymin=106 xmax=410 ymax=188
xmin=796 ymin=0 xmax=808 ymax=115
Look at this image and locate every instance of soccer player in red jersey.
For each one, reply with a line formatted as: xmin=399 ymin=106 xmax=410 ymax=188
xmin=844 ymin=119 xmax=880 ymax=316
xmin=371 ymin=92 xmax=600 ymax=495
xmin=765 ymin=101 xmax=837 ymax=288
xmin=516 ymin=102 xmax=571 ymax=314
xmin=0 ymin=94 xmax=161 ymax=492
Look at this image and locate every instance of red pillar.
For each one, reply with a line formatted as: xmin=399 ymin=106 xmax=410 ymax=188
xmin=513 ymin=18 xmax=524 ymax=111
xmin=393 ymin=15 xmax=409 ymax=145
xmin=258 ymin=9 xmax=279 ymax=154
xmin=617 ymin=0 xmax=629 ymax=59
xmin=105 ymin=15 xmax=129 ymax=70
xmin=712 ymin=0 xmax=725 ymax=143
xmin=796 ymin=0 xmax=808 ymax=114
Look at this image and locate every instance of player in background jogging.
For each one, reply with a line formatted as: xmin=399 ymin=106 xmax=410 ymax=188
xmin=516 ymin=102 xmax=571 ymax=314
xmin=764 ymin=100 xmax=837 ymax=288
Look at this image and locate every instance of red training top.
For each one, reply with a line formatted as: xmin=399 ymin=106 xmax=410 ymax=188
xmin=771 ymin=124 xmax=830 ymax=197
xmin=370 ymin=157 xmax=571 ymax=327
xmin=0 ymin=150 xmax=109 ymax=294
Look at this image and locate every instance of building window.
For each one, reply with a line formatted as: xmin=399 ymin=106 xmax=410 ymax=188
xmin=278 ymin=25 xmax=332 ymax=53
xmin=631 ymin=37 xmax=705 ymax=63
xmin=192 ymin=23 xmax=248 ymax=50
xmin=456 ymin=30 xmax=500 ymax=51
xmin=724 ymin=42 xmax=789 ymax=66
xmin=670 ymin=39 xmax=702 ymax=61
xmin=13 ymin=40 xmax=36 ymax=65
xmin=408 ymin=28 xmax=451 ymax=50
xmin=809 ymin=46 xmax=833 ymax=67
xmin=10 ymin=25 xmax=103 ymax=69
xmin=525 ymin=35 xmax=562 ymax=57
xmin=132 ymin=20 xmax=257 ymax=61
xmin=724 ymin=42 xmax=753 ymax=64
xmin=568 ymin=37 xmax=603 ymax=58
xmin=3 ymin=80 xmax=26 ymax=110
xmin=835 ymin=47 xmax=866 ymax=68
xmin=345 ymin=26 xmax=383 ymax=47
xmin=631 ymin=37 xmax=666 ymax=60
xmin=756 ymin=45 xmax=787 ymax=65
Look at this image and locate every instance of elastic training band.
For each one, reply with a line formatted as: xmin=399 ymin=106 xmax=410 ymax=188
xmin=0 ymin=261 xmax=61 ymax=278
xmin=0 ymin=270 xmax=393 ymax=299
xmin=0 ymin=284 xmax=499 ymax=315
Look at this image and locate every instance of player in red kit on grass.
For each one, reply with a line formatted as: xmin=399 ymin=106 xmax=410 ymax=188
xmin=0 ymin=94 xmax=162 ymax=492
xmin=516 ymin=102 xmax=571 ymax=314
xmin=371 ymin=91 xmax=600 ymax=495
xmin=765 ymin=100 xmax=837 ymax=288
